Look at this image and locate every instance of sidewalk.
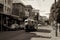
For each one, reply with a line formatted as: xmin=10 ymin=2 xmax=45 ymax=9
xmin=51 ymin=28 xmax=60 ymax=40
xmin=48 ymin=25 xmax=60 ymax=40
xmin=31 ymin=25 xmax=60 ymax=40
xmin=51 ymin=37 xmax=60 ymax=40
xmin=30 ymin=25 xmax=52 ymax=40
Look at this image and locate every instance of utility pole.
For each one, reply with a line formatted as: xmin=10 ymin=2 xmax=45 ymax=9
xmin=54 ymin=0 xmax=58 ymax=37
xmin=54 ymin=0 xmax=56 ymax=19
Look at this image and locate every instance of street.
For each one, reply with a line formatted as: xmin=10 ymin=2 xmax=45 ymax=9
xmin=0 ymin=0 xmax=60 ymax=40
xmin=0 ymin=25 xmax=60 ymax=40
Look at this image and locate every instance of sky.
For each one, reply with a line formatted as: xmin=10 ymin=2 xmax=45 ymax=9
xmin=13 ymin=0 xmax=55 ymax=18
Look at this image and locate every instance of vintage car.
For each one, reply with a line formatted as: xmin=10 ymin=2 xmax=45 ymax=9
xmin=24 ymin=18 xmax=37 ymax=32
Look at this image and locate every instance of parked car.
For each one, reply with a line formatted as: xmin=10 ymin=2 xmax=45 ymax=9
xmin=38 ymin=24 xmax=42 ymax=26
xmin=19 ymin=24 xmax=25 ymax=30
xmin=10 ymin=23 xmax=19 ymax=31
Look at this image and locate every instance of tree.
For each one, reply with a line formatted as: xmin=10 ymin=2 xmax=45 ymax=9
xmin=49 ymin=0 xmax=60 ymax=23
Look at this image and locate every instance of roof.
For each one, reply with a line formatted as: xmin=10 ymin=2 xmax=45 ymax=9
xmin=25 ymin=5 xmax=33 ymax=9
xmin=13 ymin=0 xmax=25 ymax=6
xmin=13 ymin=3 xmax=25 ymax=7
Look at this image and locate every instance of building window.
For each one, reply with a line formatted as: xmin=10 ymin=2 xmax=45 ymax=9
xmin=28 ymin=9 xmax=30 ymax=12
xmin=8 ymin=0 xmax=12 ymax=5
xmin=5 ymin=0 xmax=7 ymax=4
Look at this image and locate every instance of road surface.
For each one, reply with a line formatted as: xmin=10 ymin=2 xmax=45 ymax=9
xmin=0 ymin=25 xmax=60 ymax=40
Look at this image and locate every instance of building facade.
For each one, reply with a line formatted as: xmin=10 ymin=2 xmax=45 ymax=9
xmin=25 ymin=7 xmax=29 ymax=18
xmin=0 ymin=0 xmax=13 ymax=14
xmin=0 ymin=0 xmax=13 ymax=31
xmin=12 ymin=3 xmax=26 ymax=21
xmin=32 ymin=9 xmax=39 ymax=21
xmin=4 ymin=0 xmax=13 ymax=14
xmin=25 ymin=5 xmax=33 ymax=17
